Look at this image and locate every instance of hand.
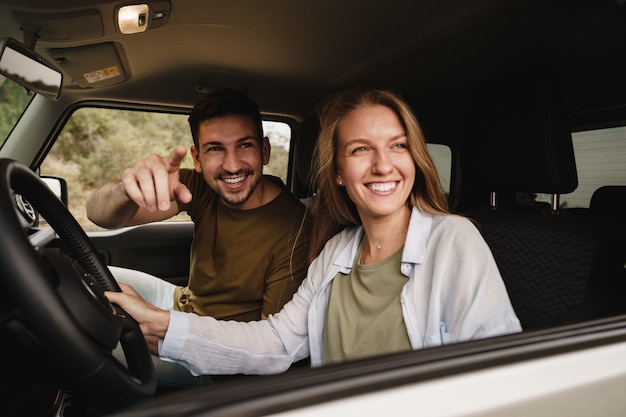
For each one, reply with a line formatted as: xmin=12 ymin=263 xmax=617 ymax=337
xmin=121 ymin=146 xmax=193 ymax=212
xmin=105 ymin=283 xmax=170 ymax=354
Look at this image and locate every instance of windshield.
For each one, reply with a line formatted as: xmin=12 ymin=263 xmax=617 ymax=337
xmin=0 ymin=77 xmax=36 ymax=149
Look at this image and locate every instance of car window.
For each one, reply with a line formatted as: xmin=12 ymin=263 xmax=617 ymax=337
xmin=40 ymin=107 xmax=291 ymax=230
xmin=536 ymin=126 xmax=626 ymax=208
xmin=426 ymin=143 xmax=451 ymax=196
xmin=0 ymin=77 xmax=36 ymax=148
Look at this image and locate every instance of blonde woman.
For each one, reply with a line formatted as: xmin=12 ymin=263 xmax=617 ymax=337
xmin=107 ymin=88 xmax=521 ymax=375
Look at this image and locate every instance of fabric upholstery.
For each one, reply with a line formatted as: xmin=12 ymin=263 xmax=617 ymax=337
xmin=462 ymin=62 xmax=626 ymax=330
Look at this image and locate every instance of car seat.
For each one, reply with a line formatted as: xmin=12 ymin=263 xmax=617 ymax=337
xmin=460 ymin=62 xmax=626 ymax=330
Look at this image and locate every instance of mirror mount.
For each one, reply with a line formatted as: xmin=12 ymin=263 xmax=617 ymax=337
xmin=23 ymin=29 xmax=39 ymax=51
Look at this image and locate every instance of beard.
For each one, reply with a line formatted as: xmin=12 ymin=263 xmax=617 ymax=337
xmin=215 ymin=169 xmax=260 ymax=207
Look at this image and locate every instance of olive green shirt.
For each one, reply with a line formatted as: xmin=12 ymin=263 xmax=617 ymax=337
xmin=174 ymin=169 xmax=311 ymax=321
xmin=324 ymin=242 xmax=411 ymax=364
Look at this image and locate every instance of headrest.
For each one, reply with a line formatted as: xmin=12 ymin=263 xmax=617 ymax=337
xmin=462 ymin=62 xmax=578 ymax=196
xmin=590 ymin=186 xmax=626 ymax=218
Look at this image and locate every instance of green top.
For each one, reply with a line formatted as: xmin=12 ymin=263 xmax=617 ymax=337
xmin=324 ymin=241 xmax=411 ymax=364
xmin=173 ymin=169 xmax=312 ymax=321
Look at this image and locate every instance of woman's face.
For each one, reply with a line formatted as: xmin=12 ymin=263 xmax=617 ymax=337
xmin=335 ymin=104 xmax=415 ymax=222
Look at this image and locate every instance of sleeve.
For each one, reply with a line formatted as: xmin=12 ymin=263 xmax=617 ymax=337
xmin=177 ymin=168 xmax=213 ymax=218
xmin=158 ymin=253 xmax=327 ymax=376
xmin=436 ymin=218 xmax=522 ymax=342
xmin=176 ymin=169 xmax=194 ymax=213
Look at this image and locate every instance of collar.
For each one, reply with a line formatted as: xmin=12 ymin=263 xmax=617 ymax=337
xmin=401 ymin=207 xmax=432 ymax=265
xmin=334 ymin=207 xmax=433 ymax=269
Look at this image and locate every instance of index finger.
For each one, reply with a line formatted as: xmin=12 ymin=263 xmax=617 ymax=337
xmin=165 ymin=146 xmax=188 ymax=172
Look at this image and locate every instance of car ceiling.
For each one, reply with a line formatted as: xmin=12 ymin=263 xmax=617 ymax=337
xmin=0 ymin=0 xmax=624 ymax=123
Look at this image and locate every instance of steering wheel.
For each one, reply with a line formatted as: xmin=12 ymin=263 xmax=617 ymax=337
xmin=0 ymin=158 xmax=155 ymax=410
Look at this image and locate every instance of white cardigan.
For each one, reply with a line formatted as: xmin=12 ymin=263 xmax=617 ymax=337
xmin=159 ymin=208 xmax=521 ymax=375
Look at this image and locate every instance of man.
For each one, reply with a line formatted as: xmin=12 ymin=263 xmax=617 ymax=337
xmin=87 ymin=89 xmax=311 ymax=381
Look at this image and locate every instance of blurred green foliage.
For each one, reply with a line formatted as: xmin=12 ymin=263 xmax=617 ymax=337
xmin=0 ymin=80 xmax=35 ymax=145
xmin=53 ymin=108 xmax=194 ymax=188
xmin=40 ymin=107 xmax=290 ymax=229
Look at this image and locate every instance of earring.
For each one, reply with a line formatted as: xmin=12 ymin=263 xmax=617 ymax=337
xmin=338 ymin=181 xmax=343 ymax=186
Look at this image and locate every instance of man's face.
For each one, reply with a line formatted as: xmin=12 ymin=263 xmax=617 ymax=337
xmin=191 ymin=115 xmax=270 ymax=209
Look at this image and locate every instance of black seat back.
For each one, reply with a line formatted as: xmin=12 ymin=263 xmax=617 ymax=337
xmin=461 ymin=62 xmax=626 ymax=330
xmin=590 ymin=185 xmax=626 ymax=219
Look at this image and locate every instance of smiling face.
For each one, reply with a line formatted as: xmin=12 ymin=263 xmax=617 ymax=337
xmin=191 ymin=114 xmax=270 ymax=209
xmin=335 ymin=104 xmax=415 ymax=222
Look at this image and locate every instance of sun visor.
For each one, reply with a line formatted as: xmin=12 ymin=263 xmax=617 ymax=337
xmin=13 ymin=9 xmax=104 ymax=42
xmin=48 ymin=43 xmax=127 ymax=88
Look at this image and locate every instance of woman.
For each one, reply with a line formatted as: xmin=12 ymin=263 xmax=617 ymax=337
xmin=107 ymin=88 xmax=521 ymax=375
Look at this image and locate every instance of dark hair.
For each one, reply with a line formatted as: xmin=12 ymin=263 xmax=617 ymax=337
xmin=188 ymin=89 xmax=263 ymax=147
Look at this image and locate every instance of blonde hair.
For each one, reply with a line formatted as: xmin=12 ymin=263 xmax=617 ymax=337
xmin=308 ymin=88 xmax=449 ymax=260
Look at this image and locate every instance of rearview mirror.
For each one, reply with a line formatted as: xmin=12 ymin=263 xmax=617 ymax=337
xmin=0 ymin=38 xmax=62 ymax=101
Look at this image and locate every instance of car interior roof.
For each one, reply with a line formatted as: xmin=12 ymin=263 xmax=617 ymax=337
xmin=0 ymin=0 xmax=624 ymax=126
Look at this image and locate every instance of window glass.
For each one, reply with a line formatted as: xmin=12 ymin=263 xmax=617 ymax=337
xmin=536 ymin=126 xmax=626 ymax=208
xmin=427 ymin=143 xmax=452 ymax=195
xmin=262 ymin=120 xmax=291 ymax=181
xmin=40 ymin=107 xmax=291 ymax=230
xmin=0 ymin=77 xmax=36 ymax=148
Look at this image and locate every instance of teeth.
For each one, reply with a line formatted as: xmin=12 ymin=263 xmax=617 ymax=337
xmin=369 ymin=182 xmax=395 ymax=192
xmin=223 ymin=176 xmax=245 ymax=184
